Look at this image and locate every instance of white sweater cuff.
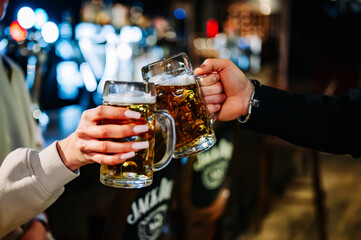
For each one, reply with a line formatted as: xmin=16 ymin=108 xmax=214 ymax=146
xmin=35 ymin=142 xmax=79 ymax=194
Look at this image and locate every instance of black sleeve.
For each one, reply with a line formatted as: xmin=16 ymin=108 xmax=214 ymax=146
xmin=242 ymin=85 xmax=361 ymax=158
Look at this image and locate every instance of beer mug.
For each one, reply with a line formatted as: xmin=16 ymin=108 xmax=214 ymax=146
xmin=141 ymin=52 xmax=216 ymax=158
xmin=99 ymin=80 xmax=176 ymax=188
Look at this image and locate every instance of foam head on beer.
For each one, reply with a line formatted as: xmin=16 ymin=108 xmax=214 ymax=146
xmin=103 ymin=91 xmax=156 ymax=105
xmin=149 ymin=73 xmax=196 ymax=86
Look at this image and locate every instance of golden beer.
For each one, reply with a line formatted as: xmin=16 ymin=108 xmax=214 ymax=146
xmin=99 ymin=103 xmax=156 ymax=187
xmin=155 ymin=76 xmax=213 ymax=152
xmin=142 ymin=52 xmax=216 ymax=158
xmin=99 ymin=81 xmax=175 ymax=188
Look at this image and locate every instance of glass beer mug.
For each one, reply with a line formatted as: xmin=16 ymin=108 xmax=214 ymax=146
xmin=99 ymin=80 xmax=176 ymax=188
xmin=141 ymin=52 xmax=216 ymax=158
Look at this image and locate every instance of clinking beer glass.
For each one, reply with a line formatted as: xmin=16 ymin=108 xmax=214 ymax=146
xmin=99 ymin=80 xmax=176 ymax=188
xmin=141 ymin=52 xmax=216 ymax=158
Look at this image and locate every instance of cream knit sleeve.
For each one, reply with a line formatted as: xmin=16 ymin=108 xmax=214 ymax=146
xmin=0 ymin=142 xmax=79 ymax=237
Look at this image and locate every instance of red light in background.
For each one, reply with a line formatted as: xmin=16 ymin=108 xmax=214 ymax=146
xmin=10 ymin=20 xmax=27 ymax=41
xmin=206 ymin=19 xmax=219 ymax=38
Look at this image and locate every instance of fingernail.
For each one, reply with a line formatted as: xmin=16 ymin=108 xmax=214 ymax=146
xmin=133 ymin=125 xmax=149 ymax=133
xmin=125 ymin=110 xmax=141 ymax=119
xmin=132 ymin=141 xmax=149 ymax=150
xmin=121 ymin=151 xmax=135 ymax=160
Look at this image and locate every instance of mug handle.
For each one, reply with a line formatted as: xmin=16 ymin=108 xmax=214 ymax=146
xmin=152 ymin=110 xmax=176 ymax=171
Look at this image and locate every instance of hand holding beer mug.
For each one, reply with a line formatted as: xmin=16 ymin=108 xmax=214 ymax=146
xmin=100 ymin=81 xmax=176 ymax=188
xmin=141 ymin=52 xmax=216 ymax=158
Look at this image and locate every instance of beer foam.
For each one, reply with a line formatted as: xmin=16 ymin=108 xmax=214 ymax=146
xmin=150 ymin=74 xmax=196 ymax=86
xmin=103 ymin=91 xmax=156 ymax=105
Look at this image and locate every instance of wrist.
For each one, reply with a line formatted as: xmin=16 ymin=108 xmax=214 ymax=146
xmin=238 ymin=79 xmax=261 ymax=124
xmin=57 ymin=139 xmax=80 ymax=172
xmin=34 ymin=213 xmax=49 ymax=230
xmin=26 ymin=213 xmax=49 ymax=232
xmin=240 ymin=81 xmax=255 ymax=116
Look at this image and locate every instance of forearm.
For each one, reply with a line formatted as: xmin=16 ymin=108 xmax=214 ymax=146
xmin=0 ymin=142 xmax=79 ymax=237
xmin=242 ymin=85 xmax=361 ymax=158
